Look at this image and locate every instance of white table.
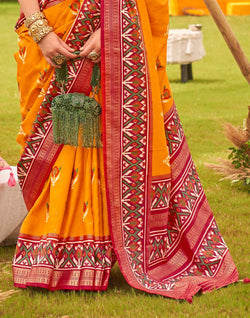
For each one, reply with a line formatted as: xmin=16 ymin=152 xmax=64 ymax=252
xmin=0 ymin=167 xmax=27 ymax=245
xmin=167 ymin=28 xmax=206 ymax=82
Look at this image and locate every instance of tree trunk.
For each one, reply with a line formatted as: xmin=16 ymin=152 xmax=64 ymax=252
xmin=203 ymin=0 xmax=250 ymax=85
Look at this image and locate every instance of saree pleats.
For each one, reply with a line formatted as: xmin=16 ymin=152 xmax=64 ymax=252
xmin=102 ymin=0 xmax=238 ymax=301
xmin=13 ymin=146 xmax=112 ymax=290
xmin=13 ymin=0 xmax=113 ymax=291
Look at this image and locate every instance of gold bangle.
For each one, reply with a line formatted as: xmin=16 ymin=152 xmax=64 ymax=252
xmin=24 ymin=12 xmax=46 ymax=28
xmin=29 ymin=18 xmax=53 ymax=43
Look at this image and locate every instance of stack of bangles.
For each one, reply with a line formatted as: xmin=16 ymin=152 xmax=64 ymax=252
xmin=24 ymin=12 xmax=53 ymax=43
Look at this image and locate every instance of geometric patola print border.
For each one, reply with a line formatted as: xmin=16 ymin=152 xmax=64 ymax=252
xmin=164 ymin=104 xmax=229 ymax=280
xmin=13 ymin=235 xmax=113 ymax=270
xmin=13 ymin=234 xmax=113 ymax=290
xmin=119 ymin=0 xmax=176 ymax=291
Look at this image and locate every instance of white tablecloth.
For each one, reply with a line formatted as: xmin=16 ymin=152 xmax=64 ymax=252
xmin=167 ymin=29 xmax=205 ymax=65
xmin=0 ymin=167 xmax=27 ymax=245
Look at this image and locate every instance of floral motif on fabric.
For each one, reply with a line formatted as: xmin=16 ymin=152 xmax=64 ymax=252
xmin=161 ymin=85 xmax=172 ymax=101
xmin=71 ymin=168 xmax=79 ymax=189
xmin=18 ymin=46 xmax=27 ymax=64
xmin=45 ymin=202 xmax=49 ymax=222
xmin=69 ymin=0 xmax=81 ymax=14
xmin=82 ymin=201 xmax=89 ymax=222
xmin=156 ymin=57 xmax=164 ymax=69
xmin=37 ymin=69 xmax=48 ymax=86
xmin=51 ymin=166 xmax=61 ymax=186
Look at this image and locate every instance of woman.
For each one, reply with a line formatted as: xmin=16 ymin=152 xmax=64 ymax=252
xmin=13 ymin=0 xmax=238 ymax=301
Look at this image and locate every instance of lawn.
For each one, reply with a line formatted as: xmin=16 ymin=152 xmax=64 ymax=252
xmin=0 ymin=2 xmax=249 ymax=318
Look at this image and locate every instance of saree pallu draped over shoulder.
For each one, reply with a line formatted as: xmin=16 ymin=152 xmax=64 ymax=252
xmin=13 ymin=0 xmax=238 ymax=300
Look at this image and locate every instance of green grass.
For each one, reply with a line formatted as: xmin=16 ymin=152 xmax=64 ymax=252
xmin=0 ymin=2 xmax=20 ymax=165
xmin=0 ymin=3 xmax=250 ymax=317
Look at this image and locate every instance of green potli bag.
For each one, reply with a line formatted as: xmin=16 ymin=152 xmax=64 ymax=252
xmin=51 ymin=59 xmax=102 ymax=148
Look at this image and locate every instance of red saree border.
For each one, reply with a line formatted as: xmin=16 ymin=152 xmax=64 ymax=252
xmin=101 ymin=0 xmax=123 ymax=217
xmin=13 ymin=232 xmax=113 ymax=291
xmin=102 ymin=0 xmax=238 ymax=300
xmin=102 ymin=0 xmax=155 ymax=292
xmin=17 ymin=0 xmax=101 ymax=210
xmin=17 ymin=232 xmax=112 ymax=242
xmin=13 ymin=266 xmax=110 ymax=292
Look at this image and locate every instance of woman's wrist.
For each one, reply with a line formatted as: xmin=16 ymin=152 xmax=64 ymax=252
xmin=25 ymin=11 xmax=53 ymax=43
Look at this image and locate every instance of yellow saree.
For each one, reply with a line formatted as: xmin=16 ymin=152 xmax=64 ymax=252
xmin=13 ymin=0 xmax=112 ymax=291
xmin=13 ymin=0 xmax=238 ymax=301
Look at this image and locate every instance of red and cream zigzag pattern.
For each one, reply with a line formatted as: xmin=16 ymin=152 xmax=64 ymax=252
xmin=13 ymin=234 xmax=113 ymax=290
xmin=163 ymin=105 xmax=229 ymax=280
xmin=119 ymin=0 xmax=175 ymax=291
xmin=118 ymin=0 xmax=232 ymax=293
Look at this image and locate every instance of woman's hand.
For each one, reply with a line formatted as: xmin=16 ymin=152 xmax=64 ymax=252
xmin=79 ymin=28 xmax=101 ymax=63
xmin=38 ymin=31 xmax=78 ymax=68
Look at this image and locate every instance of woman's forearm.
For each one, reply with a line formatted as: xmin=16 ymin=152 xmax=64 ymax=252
xmin=18 ymin=0 xmax=40 ymax=17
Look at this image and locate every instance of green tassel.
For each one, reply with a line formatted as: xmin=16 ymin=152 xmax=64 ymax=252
xmin=55 ymin=51 xmax=80 ymax=90
xmin=52 ymin=63 xmax=102 ymax=148
xmin=51 ymin=93 xmax=102 ymax=148
xmin=55 ymin=62 xmax=68 ymax=90
xmin=91 ymin=63 xmax=101 ymax=88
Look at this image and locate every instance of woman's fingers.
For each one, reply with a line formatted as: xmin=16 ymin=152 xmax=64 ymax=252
xmin=38 ymin=29 xmax=102 ymax=68
xmin=59 ymin=38 xmax=78 ymax=57
xmin=38 ymin=32 xmax=78 ymax=67
xmin=79 ymin=28 xmax=101 ymax=63
xmin=80 ymin=37 xmax=101 ymax=56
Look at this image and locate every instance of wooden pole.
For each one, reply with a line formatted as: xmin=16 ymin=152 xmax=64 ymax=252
xmin=203 ymin=0 xmax=250 ymax=85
